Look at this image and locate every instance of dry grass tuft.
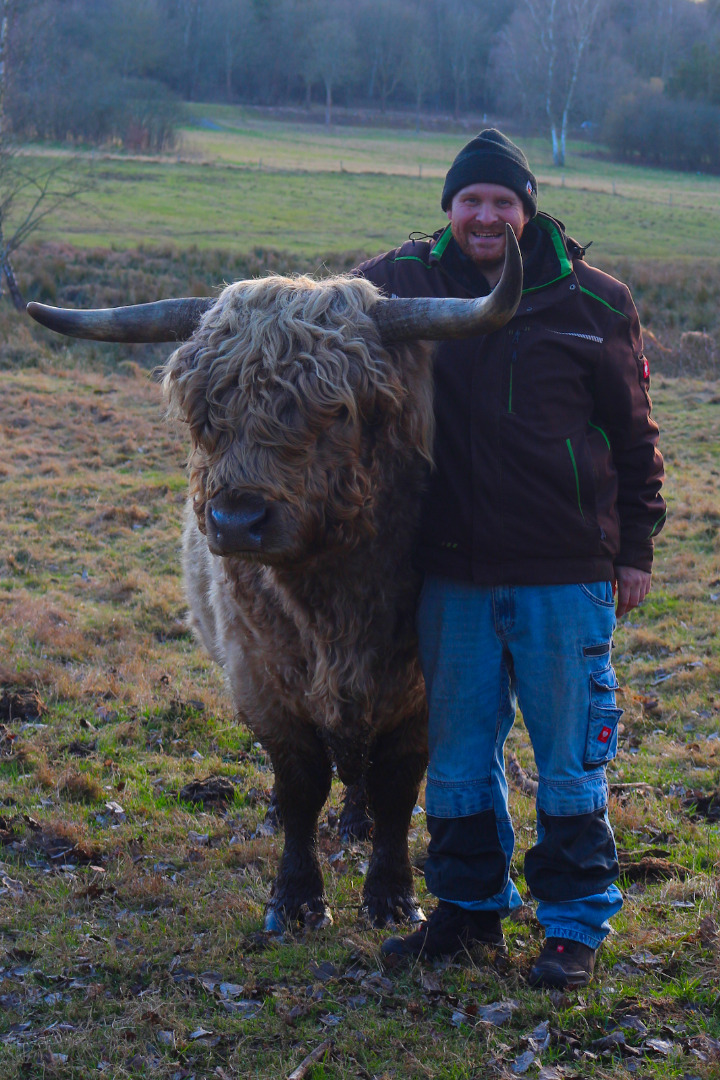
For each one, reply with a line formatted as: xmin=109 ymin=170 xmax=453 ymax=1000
xmin=57 ymin=768 xmax=106 ymax=804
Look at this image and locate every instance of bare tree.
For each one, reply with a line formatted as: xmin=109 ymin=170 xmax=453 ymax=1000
xmin=522 ymin=0 xmax=607 ymax=166
xmin=0 ymin=0 xmax=94 ymax=310
xmin=0 ymin=0 xmax=23 ymax=308
xmin=405 ymin=4 xmax=438 ymax=132
xmin=301 ymin=5 xmax=356 ymax=126
xmin=356 ymin=0 xmax=413 ymax=113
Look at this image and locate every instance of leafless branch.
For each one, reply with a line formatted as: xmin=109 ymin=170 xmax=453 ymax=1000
xmin=286 ymin=1039 xmax=334 ymax=1080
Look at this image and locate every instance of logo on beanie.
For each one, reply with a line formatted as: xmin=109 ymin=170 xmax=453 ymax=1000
xmin=527 ymin=180 xmax=534 ymax=195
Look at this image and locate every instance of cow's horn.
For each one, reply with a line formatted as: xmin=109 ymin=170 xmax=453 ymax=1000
xmin=26 ymin=297 xmax=215 ymax=343
xmin=372 ymin=223 xmax=522 ymax=342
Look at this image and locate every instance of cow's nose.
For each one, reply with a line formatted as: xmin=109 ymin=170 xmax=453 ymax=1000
xmin=206 ymin=493 xmax=268 ymax=554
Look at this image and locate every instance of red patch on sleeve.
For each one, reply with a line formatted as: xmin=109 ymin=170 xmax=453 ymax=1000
xmin=642 ymin=356 xmax=650 ymax=380
xmin=598 ymin=726 xmax=612 ymax=744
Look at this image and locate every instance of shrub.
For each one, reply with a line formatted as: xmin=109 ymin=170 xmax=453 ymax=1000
xmin=603 ymin=91 xmax=720 ymax=173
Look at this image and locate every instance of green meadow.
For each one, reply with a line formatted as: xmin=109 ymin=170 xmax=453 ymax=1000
xmin=25 ymin=106 xmax=720 ymax=260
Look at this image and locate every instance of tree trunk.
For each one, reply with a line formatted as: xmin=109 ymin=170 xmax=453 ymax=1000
xmin=560 ymin=107 xmax=569 ymax=166
xmin=3 ymin=257 xmax=24 ymax=310
xmin=0 ymin=219 xmax=23 ymax=310
xmin=324 ymin=78 xmax=332 ymax=127
xmin=367 ymin=54 xmax=377 ymax=101
xmin=224 ymin=36 xmax=234 ymax=102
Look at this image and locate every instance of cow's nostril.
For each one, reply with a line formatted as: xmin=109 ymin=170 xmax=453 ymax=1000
xmin=210 ymin=502 xmax=266 ymax=532
xmin=206 ymin=494 xmax=269 ymax=553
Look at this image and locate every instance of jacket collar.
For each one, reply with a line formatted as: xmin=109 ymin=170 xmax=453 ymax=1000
xmin=430 ymin=213 xmax=577 ymax=297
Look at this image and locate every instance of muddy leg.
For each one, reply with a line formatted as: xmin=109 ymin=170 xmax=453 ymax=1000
xmin=270 ymin=780 xmax=372 ymax=839
xmin=338 ymin=779 xmax=373 ymax=842
xmin=362 ymin=718 xmax=428 ymax=927
xmin=263 ymin=726 xmax=333 ymax=933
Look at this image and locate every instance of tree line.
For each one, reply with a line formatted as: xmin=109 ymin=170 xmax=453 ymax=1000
xmin=5 ymin=0 xmax=720 ymax=171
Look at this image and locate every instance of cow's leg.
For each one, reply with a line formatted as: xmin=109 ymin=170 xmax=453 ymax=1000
xmin=262 ymin=725 xmax=333 ymax=933
xmin=338 ymin=779 xmax=373 ymax=842
xmin=268 ymin=779 xmax=373 ymax=840
xmin=362 ymin=718 xmax=428 ymax=927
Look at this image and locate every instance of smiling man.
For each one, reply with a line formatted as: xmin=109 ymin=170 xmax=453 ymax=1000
xmin=357 ymin=130 xmax=666 ymax=988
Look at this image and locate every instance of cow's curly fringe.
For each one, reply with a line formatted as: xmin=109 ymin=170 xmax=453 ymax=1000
xmin=162 ymin=274 xmax=434 ymax=543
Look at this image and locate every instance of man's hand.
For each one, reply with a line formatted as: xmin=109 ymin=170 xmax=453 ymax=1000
xmin=614 ymin=566 xmax=652 ymax=617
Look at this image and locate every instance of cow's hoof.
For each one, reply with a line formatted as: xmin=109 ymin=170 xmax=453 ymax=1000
xmin=362 ymin=894 xmax=426 ymax=928
xmin=263 ymin=905 xmax=287 ymax=935
xmin=299 ymin=901 xmax=333 ymax=930
xmin=263 ymin=900 xmax=333 ymax=935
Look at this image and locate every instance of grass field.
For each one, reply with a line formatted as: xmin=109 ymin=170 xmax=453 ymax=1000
xmin=20 ymin=106 xmax=720 ymax=259
xmin=0 ymin=112 xmax=719 ymax=1078
xmin=0 ymin=346 xmax=718 ymax=1080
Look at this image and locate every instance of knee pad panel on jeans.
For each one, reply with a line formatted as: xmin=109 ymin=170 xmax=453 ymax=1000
xmin=524 ymin=806 xmax=619 ymax=902
xmin=425 ymin=810 xmax=507 ymax=903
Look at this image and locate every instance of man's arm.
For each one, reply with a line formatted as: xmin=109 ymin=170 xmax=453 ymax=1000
xmin=590 ymin=281 xmax=666 ymax=612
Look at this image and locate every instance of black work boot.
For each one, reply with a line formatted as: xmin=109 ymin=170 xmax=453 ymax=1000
xmin=381 ymin=900 xmax=505 ymax=963
xmin=528 ymin=937 xmax=597 ymax=989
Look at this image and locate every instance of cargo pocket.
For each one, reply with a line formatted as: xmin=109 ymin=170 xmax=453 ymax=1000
xmin=584 ymin=666 xmax=623 ymax=768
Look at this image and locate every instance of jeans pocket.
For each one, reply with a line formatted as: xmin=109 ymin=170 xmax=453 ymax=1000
xmin=578 ymin=581 xmax=615 ymax=608
xmin=585 ymin=666 xmax=623 ymax=768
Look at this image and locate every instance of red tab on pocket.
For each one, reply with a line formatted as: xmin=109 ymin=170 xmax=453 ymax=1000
xmin=598 ymin=726 xmax=612 ymax=744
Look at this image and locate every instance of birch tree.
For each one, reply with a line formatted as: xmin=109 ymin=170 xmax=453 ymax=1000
xmin=523 ymin=0 xmax=607 ymax=166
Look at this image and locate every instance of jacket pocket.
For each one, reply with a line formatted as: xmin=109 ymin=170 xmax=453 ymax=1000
xmin=584 ymin=666 xmax=623 ymax=768
xmin=565 ymin=436 xmax=598 ymax=528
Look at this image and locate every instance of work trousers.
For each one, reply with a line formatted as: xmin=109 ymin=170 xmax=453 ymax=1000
xmin=418 ymin=576 xmax=624 ymax=948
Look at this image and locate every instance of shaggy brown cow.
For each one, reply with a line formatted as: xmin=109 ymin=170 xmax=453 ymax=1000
xmin=27 ymin=233 xmax=521 ymax=931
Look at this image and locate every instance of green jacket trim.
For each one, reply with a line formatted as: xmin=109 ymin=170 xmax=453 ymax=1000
xmin=523 ymin=273 xmax=572 ymax=295
xmin=394 ymin=255 xmax=430 ymax=265
xmin=431 ymin=224 xmax=453 ymax=259
xmin=648 ymin=510 xmax=667 ymax=538
xmin=519 ymin=216 xmax=573 ymax=295
xmin=535 ymin=215 xmax=573 ymax=276
xmin=589 ymin=420 xmax=611 ymax=450
xmin=566 ymin=438 xmax=586 ymax=522
xmin=579 ymin=285 xmax=630 ymax=320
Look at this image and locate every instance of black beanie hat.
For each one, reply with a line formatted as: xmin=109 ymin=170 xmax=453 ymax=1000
xmin=441 ymin=128 xmax=538 ymax=218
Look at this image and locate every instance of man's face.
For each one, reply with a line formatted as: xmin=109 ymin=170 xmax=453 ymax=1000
xmin=447 ymin=183 xmax=529 ymax=270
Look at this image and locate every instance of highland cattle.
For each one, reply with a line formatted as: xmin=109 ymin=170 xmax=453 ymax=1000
xmin=27 ymin=229 xmax=521 ymax=931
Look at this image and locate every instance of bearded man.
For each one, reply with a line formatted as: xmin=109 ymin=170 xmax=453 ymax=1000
xmin=357 ymin=129 xmax=666 ymax=988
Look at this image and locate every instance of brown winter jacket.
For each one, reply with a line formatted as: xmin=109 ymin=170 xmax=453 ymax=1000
xmin=357 ymin=213 xmax=666 ymax=585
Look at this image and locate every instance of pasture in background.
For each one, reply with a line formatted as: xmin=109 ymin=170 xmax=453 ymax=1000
xmin=0 ymin=115 xmax=719 ymax=1078
xmin=20 ymin=108 xmax=720 ymax=261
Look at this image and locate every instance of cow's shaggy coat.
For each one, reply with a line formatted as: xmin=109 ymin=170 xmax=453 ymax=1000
xmin=163 ymin=275 xmax=433 ymax=928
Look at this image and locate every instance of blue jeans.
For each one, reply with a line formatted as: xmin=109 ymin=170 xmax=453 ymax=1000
xmin=417 ymin=576 xmax=624 ymax=949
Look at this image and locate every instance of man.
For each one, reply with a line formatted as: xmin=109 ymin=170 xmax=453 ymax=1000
xmin=356 ymin=130 xmax=665 ymax=989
